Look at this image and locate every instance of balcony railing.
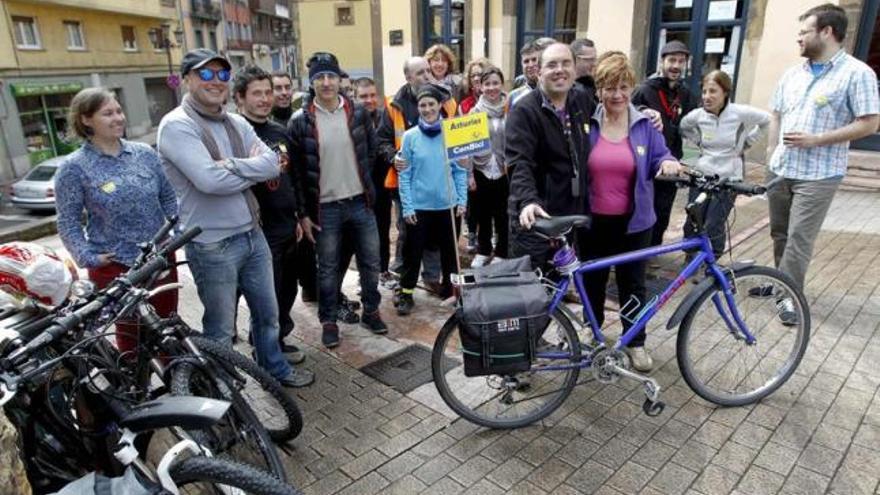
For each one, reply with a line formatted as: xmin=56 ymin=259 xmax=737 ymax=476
xmin=191 ymin=0 xmax=222 ymax=20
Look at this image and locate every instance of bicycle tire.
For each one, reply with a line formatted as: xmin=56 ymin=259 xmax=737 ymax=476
xmin=432 ymin=308 xmax=581 ymax=429
xmin=170 ymin=359 xmax=287 ymax=482
xmin=187 ymin=336 xmax=303 ymax=443
xmin=676 ymin=265 xmax=810 ymax=407
xmin=170 ymin=456 xmax=302 ymax=495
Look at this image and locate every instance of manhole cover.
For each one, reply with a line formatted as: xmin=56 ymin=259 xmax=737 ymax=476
xmin=360 ymin=345 xmax=456 ymax=393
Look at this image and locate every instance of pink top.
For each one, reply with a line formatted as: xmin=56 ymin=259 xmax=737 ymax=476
xmin=588 ymin=135 xmax=636 ymax=216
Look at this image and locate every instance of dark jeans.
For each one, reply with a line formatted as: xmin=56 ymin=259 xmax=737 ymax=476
xmin=401 ymin=209 xmax=460 ymax=292
xmin=391 ymin=191 xmax=441 ymax=280
xmin=466 ymin=189 xmax=478 ymax=237
xmin=683 ymin=187 xmax=736 ymax=256
xmin=473 ymin=173 xmax=509 ymax=257
xmin=268 ymin=235 xmax=298 ymax=338
xmin=650 ymin=180 xmax=678 ymax=246
xmin=580 ymin=215 xmax=651 ymax=348
xmin=315 ymin=195 xmax=381 ymax=323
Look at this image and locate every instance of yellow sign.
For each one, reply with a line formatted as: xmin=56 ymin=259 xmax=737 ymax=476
xmin=443 ymin=112 xmax=491 ymax=160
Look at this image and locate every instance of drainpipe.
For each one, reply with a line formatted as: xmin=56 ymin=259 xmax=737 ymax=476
xmin=483 ymin=0 xmax=490 ymax=58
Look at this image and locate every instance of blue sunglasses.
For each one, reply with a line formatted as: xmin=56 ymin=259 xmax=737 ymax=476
xmin=197 ymin=68 xmax=231 ymax=82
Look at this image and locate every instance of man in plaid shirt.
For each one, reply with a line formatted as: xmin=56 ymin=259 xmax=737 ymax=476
xmin=766 ymin=3 xmax=879 ymax=323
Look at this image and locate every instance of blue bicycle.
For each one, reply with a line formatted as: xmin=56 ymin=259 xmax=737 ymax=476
xmin=432 ymin=171 xmax=810 ymax=429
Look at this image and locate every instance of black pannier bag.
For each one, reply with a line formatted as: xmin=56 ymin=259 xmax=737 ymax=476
xmin=458 ymin=256 xmax=551 ymax=377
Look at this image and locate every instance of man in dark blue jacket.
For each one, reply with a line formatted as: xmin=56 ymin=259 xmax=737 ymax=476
xmin=289 ymin=52 xmax=387 ymax=348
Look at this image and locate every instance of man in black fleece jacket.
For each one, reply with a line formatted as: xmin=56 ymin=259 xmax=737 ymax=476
xmin=233 ymin=65 xmax=313 ymax=386
xmin=632 ymin=40 xmax=699 ymax=249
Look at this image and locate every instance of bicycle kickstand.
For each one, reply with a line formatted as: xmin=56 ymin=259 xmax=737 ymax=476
xmin=608 ymin=364 xmax=666 ymax=417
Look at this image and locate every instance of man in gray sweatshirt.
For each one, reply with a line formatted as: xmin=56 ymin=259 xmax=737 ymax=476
xmin=157 ymin=49 xmax=314 ymax=388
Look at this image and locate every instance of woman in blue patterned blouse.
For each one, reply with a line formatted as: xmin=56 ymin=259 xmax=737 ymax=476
xmin=56 ymin=87 xmax=179 ymax=356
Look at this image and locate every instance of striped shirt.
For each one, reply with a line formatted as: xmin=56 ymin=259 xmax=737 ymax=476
xmin=769 ymin=49 xmax=879 ymax=180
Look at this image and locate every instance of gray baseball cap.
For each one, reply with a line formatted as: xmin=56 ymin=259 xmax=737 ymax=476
xmin=660 ymin=40 xmax=690 ymax=58
xmin=180 ymin=48 xmax=231 ymax=75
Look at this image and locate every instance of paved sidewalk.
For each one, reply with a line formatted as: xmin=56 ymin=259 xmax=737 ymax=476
xmin=34 ymin=187 xmax=880 ymax=495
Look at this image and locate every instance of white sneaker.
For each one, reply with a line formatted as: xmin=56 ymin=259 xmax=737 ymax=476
xmin=489 ymin=256 xmax=505 ymax=265
xmin=627 ymin=347 xmax=654 ymax=372
xmin=471 ymin=254 xmax=490 ymax=268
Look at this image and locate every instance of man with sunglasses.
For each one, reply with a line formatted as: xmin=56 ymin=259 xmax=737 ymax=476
xmin=289 ymin=51 xmax=387 ymax=348
xmin=158 ymin=49 xmax=314 ymax=388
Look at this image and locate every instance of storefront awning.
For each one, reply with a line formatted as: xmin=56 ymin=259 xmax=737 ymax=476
xmin=11 ymin=82 xmax=84 ymax=97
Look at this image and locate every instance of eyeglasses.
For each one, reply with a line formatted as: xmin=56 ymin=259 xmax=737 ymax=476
xmin=197 ymin=68 xmax=231 ymax=82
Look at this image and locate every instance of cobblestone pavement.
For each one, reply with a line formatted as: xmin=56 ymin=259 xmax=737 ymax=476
xmin=36 ymin=187 xmax=880 ymax=495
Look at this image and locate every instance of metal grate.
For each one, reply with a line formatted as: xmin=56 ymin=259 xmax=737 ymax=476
xmin=359 ymin=345 xmax=455 ymax=394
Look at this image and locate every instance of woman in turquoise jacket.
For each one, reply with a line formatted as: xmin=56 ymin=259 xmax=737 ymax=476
xmin=397 ymin=84 xmax=468 ymax=315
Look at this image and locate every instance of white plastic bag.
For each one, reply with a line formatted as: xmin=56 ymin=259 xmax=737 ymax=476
xmin=0 ymin=242 xmax=76 ymax=307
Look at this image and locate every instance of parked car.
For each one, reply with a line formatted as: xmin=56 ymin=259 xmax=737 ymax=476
xmin=11 ymin=156 xmax=65 ymax=212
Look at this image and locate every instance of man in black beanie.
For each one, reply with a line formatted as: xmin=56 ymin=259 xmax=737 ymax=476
xmin=288 ymin=52 xmax=386 ymax=348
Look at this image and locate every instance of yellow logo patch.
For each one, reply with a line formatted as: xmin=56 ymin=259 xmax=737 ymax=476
xmin=814 ymin=95 xmax=829 ymax=107
xmin=100 ymin=182 xmax=116 ymax=194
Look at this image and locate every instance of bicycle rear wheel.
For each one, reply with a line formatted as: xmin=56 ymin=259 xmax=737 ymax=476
xmin=431 ymin=308 xmax=581 ymax=429
xmin=676 ymin=265 xmax=810 ymax=407
xmin=188 ymin=336 xmax=303 ymax=443
xmin=170 ymin=456 xmax=301 ymax=495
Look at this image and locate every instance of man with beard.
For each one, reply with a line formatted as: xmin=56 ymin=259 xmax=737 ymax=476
xmin=509 ymin=37 xmax=557 ymax=108
xmin=507 ymin=42 xmax=596 ymax=267
xmin=270 ymin=71 xmax=296 ymax=124
xmin=158 ymin=49 xmax=312 ymax=387
xmin=571 ymin=38 xmax=598 ymax=100
xmin=377 ymin=57 xmax=457 ymax=296
xmin=232 ymin=66 xmax=308 ymax=368
xmin=765 ymin=3 xmax=878 ymax=322
xmin=632 ymin=40 xmax=699 ymax=251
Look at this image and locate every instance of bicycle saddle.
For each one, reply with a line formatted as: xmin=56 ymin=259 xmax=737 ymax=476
xmin=532 ymin=215 xmax=591 ymax=238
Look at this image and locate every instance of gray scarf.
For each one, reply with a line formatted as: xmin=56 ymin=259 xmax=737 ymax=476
xmin=181 ymin=94 xmax=260 ymax=227
xmin=471 ymin=93 xmax=508 ymax=179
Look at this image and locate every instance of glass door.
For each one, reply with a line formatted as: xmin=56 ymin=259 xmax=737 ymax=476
xmin=515 ymin=0 xmax=577 ymax=75
xmin=853 ymin=0 xmax=880 ymax=151
xmin=424 ymin=0 xmax=465 ymax=73
xmin=649 ymin=0 xmax=750 ymax=97
xmin=16 ymin=92 xmax=78 ymax=166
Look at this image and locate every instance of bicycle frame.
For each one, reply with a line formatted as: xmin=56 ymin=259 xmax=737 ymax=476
xmin=539 ymin=232 xmax=757 ymax=369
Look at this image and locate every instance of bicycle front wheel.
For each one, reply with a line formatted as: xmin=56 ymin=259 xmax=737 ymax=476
xmin=170 ymin=456 xmax=301 ymax=495
xmin=676 ymin=265 xmax=810 ymax=407
xmin=431 ymin=308 xmax=581 ymax=429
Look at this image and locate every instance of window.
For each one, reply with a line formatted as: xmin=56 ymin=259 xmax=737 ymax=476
xmin=12 ymin=16 xmax=41 ymax=49
xmin=64 ymin=21 xmax=85 ymax=50
xmin=194 ymin=28 xmax=204 ymax=48
xmin=121 ymin=25 xmax=137 ymax=51
xmin=423 ymin=0 xmax=465 ymax=73
xmin=208 ymin=31 xmax=217 ymax=51
xmin=335 ymin=5 xmax=354 ymax=26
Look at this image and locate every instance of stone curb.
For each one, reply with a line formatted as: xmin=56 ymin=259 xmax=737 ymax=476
xmin=0 ymin=216 xmax=57 ymax=244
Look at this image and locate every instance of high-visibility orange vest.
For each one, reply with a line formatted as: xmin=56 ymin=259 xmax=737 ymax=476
xmin=384 ymin=96 xmax=458 ymax=189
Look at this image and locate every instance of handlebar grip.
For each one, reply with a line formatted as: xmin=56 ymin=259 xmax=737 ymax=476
xmin=728 ymin=182 xmax=766 ymax=195
xmin=149 ymin=216 xmax=179 ymax=246
xmin=160 ymin=226 xmax=202 ymax=256
xmin=654 ymin=175 xmax=690 ymax=185
xmin=126 ymin=256 xmax=170 ymax=287
xmin=7 ymin=298 xmax=104 ymax=366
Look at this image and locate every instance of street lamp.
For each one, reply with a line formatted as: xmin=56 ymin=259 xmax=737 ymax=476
xmin=271 ymin=19 xmax=292 ymax=77
xmin=149 ymin=24 xmax=185 ymax=104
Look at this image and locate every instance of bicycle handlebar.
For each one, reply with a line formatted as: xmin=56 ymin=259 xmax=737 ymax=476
xmin=656 ymin=169 xmax=768 ymax=197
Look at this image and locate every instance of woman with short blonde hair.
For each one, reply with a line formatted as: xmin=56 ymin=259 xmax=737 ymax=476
xmin=582 ymin=51 xmax=682 ymax=372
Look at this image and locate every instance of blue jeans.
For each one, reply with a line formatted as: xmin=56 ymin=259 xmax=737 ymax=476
xmin=316 ymin=195 xmax=382 ymax=323
xmin=185 ymin=229 xmax=292 ymax=380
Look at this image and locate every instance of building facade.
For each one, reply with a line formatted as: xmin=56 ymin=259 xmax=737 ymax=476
xmin=0 ymin=0 xmax=183 ymax=179
xmin=249 ymin=0 xmax=297 ymax=77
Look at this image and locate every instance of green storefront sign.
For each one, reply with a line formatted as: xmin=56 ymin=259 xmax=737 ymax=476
xmin=11 ymin=81 xmax=83 ymax=97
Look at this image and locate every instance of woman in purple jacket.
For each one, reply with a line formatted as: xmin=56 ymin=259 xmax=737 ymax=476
xmin=583 ymin=51 xmax=682 ymax=372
